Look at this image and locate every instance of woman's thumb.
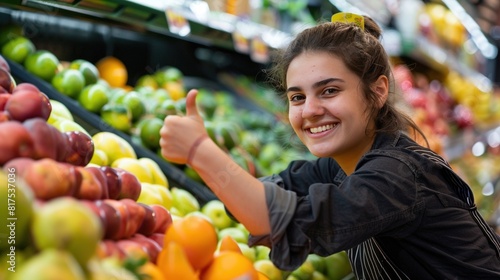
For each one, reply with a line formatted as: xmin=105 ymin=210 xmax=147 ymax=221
xmin=185 ymin=89 xmax=200 ymax=117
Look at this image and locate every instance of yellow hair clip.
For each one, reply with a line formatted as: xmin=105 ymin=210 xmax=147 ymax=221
xmin=331 ymin=12 xmax=364 ymax=31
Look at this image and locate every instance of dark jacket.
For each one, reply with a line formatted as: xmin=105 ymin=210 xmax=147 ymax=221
xmin=251 ymin=131 xmax=500 ymax=279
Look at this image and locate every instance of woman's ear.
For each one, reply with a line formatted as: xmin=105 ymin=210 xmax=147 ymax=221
xmin=372 ymin=75 xmax=389 ymax=108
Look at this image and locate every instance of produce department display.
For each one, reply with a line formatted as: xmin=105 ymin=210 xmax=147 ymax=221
xmin=0 ymin=29 xmax=354 ymax=280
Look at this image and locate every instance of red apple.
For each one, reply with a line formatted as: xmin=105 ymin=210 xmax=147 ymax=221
xmin=0 ymin=55 xmax=10 ymax=72
xmin=129 ymin=233 xmax=162 ymax=263
xmin=96 ymin=240 xmax=126 ymax=260
xmin=151 ymin=204 xmax=173 ymax=234
xmin=94 ymin=200 xmax=122 ymax=240
xmin=85 ymin=166 xmax=109 ymax=199
xmin=62 ymin=131 xmax=94 ymax=166
xmin=12 ymin=83 xmax=40 ymax=94
xmin=75 ymin=167 xmax=104 ymax=200
xmin=23 ymin=159 xmax=80 ymax=200
xmin=137 ymin=203 xmax=156 ymax=236
xmin=115 ymin=239 xmax=149 ymax=260
xmin=0 ymin=121 xmax=35 ymax=165
xmin=115 ymin=168 xmax=141 ymax=201
xmin=0 ymin=93 xmax=11 ymax=110
xmin=22 ymin=118 xmax=61 ymax=160
xmin=2 ymin=157 xmax=35 ymax=177
xmin=120 ymin=198 xmax=146 ymax=238
xmin=0 ymin=111 xmax=10 ymax=123
xmin=99 ymin=166 xmax=122 ymax=199
xmin=5 ymin=89 xmax=52 ymax=122
xmin=0 ymin=68 xmax=14 ymax=93
xmin=148 ymin=233 xmax=165 ymax=248
xmin=103 ymin=199 xmax=132 ymax=240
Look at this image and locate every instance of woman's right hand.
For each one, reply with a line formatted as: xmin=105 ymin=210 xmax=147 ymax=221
xmin=159 ymin=89 xmax=208 ymax=165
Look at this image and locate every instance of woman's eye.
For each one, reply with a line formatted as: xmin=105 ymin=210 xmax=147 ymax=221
xmin=324 ymin=88 xmax=339 ymax=95
xmin=289 ymin=94 xmax=304 ymax=102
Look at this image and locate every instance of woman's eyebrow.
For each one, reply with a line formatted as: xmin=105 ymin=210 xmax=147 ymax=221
xmin=286 ymin=78 xmax=343 ymax=94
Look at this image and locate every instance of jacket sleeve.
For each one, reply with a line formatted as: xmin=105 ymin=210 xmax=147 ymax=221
xmin=250 ymin=156 xmax=421 ymax=271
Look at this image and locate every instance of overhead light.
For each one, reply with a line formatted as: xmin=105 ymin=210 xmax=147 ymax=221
xmin=442 ymin=0 xmax=497 ymax=59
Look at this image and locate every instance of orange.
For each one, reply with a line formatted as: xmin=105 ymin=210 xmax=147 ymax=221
xmin=96 ymin=56 xmax=128 ymax=88
xmin=257 ymin=271 xmax=271 ymax=280
xmin=157 ymin=241 xmax=198 ymax=280
xmin=138 ymin=261 xmax=166 ymax=280
xmin=218 ymin=235 xmax=242 ymax=254
xmin=163 ymin=215 xmax=218 ymax=271
xmin=200 ymin=251 xmax=259 ymax=280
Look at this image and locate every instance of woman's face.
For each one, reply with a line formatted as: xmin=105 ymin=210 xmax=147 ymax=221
xmin=286 ymin=51 xmax=376 ymax=161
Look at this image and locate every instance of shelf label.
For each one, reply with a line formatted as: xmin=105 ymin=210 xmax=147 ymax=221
xmin=165 ymin=8 xmax=190 ymax=36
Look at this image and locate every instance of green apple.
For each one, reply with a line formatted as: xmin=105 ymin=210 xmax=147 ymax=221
xmin=1 ymin=36 xmax=35 ymax=64
xmin=11 ymin=249 xmax=86 ymax=280
xmin=290 ymin=259 xmax=315 ymax=280
xmin=137 ymin=182 xmax=164 ymax=206
xmin=185 ymin=210 xmax=213 ymax=224
xmin=24 ymin=50 xmax=60 ymax=82
xmin=307 ymin=254 xmax=326 ymax=275
xmin=31 ymin=197 xmax=103 ymax=266
xmin=323 ymin=251 xmax=352 ymax=280
xmin=255 ymin=245 xmax=271 ymax=261
xmin=50 ymin=118 xmax=90 ymax=136
xmin=78 ymin=83 xmax=109 ymax=113
xmin=311 ymin=271 xmax=328 ymax=280
xmin=254 ymin=259 xmax=283 ymax=280
xmin=237 ymin=242 xmax=256 ymax=263
xmin=49 ymin=99 xmax=74 ymax=122
xmin=201 ymin=199 xmax=234 ymax=230
xmin=171 ymin=187 xmax=200 ymax=216
xmin=218 ymin=227 xmax=248 ymax=244
xmin=69 ymin=59 xmax=99 ymax=86
xmin=52 ymin=69 xmax=86 ymax=99
xmin=0 ymin=171 xmax=34 ymax=252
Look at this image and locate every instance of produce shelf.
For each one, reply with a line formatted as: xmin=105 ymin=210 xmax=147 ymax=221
xmin=7 ymin=57 xmax=218 ymax=205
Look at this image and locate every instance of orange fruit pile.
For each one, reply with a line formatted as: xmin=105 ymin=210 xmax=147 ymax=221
xmin=156 ymin=215 xmax=260 ymax=279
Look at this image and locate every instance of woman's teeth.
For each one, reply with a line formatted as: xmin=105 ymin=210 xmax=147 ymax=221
xmin=310 ymin=124 xmax=335 ymax=134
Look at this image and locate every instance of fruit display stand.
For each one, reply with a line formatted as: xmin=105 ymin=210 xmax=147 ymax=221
xmin=7 ymin=57 xmax=218 ymax=204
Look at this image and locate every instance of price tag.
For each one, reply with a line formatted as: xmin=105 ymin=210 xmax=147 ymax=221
xmin=250 ymin=36 xmax=269 ymax=64
xmin=165 ymin=8 xmax=190 ymax=36
xmin=232 ymin=30 xmax=250 ymax=54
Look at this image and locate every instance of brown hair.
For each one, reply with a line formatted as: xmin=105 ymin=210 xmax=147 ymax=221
xmin=266 ymin=16 xmax=428 ymax=145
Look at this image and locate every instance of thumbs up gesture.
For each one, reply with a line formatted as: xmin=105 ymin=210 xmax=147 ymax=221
xmin=160 ymin=89 xmax=209 ymax=165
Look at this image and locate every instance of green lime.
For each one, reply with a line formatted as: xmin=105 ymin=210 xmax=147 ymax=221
xmin=1 ymin=36 xmax=35 ymax=64
xmin=100 ymin=103 xmax=132 ymax=132
xmin=119 ymin=91 xmax=145 ymax=122
xmin=154 ymin=99 xmax=178 ymax=120
xmin=69 ymin=59 xmax=100 ymax=86
xmin=139 ymin=117 xmax=163 ymax=150
xmin=154 ymin=66 xmax=183 ymax=86
xmin=51 ymin=69 xmax=85 ymax=98
xmin=78 ymin=83 xmax=109 ymax=113
xmin=135 ymin=74 xmax=158 ymax=90
xmin=24 ymin=50 xmax=60 ymax=82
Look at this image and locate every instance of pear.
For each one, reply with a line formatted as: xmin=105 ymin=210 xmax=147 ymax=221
xmin=31 ymin=197 xmax=103 ymax=266
xmin=11 ymin=249 xmax=86 ymax=280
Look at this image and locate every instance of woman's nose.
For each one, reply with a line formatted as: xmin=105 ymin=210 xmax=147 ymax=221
xmin=302 ymin=97 xmax=324 ymax=118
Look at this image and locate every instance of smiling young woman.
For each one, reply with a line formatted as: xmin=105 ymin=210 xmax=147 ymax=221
xmin=160 ymin=13 xmax=500 ymax=279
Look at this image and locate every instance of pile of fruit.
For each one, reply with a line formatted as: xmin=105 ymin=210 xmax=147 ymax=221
xmin=0 ymin=51 xmax=353 ymax=279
